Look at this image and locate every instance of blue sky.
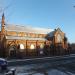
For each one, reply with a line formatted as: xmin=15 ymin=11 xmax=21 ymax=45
xmin=0 ymin=0 xmax=75 ymax=43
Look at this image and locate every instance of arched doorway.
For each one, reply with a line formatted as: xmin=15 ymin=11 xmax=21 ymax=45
xmin=9 ymin=45 xmax=17 ymax=58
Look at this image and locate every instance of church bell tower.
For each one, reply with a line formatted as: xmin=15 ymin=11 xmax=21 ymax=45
xmin=1 ymin=13 xmax=5 ymax=34
xmin=1 ymin=13 xmax=5 ymax=45
xmin=0 ymin=13 xmax=6 ymax=57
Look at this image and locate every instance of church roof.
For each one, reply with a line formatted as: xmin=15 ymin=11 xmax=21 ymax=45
xmin=48 ymin=31 xmax=55 ymax=37
xmin=47 ymin=28 xmax=64 ymax=37
xmin=6 ymin=36 xmax=47 ymax=41
xmin=5 ymin=24 xmax=53 ymax=34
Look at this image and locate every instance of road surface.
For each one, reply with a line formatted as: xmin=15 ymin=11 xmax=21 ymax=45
xmin=1 ymin=54 xmax=75 ymax=75
xmin=7 ymin=54 xmax=75 ymax=75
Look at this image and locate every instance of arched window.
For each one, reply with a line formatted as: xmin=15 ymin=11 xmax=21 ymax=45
xmin=30 ymin=44 xmax=35 ymax=49
xmin=19 ymin=44 xmax=25 ymax=52
xmin=40 ymin=44 xmax=44 ymax=49
xmin=57 ymin=34 xmax=62 ymax=43
xmin=39 ymin=44 xmax=44 ymax=54
xmin=19 ymin=44 xmax=24 ymax=49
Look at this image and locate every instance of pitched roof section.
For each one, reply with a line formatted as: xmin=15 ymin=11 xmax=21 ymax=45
xmin=5 ymin=24 xmax=53 ymax=34
xmin=47 ymin=28 xmax=63 ymax=37
xmin=48 ymin=31 xmax=55 ymax=37
xmin=6 ymin=36 xmax=47 ymax=41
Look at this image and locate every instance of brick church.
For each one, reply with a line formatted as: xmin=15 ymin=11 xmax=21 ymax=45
xmin=0 ymin=14 xmax=68 ymax=58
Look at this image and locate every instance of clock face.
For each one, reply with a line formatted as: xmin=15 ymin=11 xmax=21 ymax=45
xmin=57 ymin=34 xmax=62 ymax=43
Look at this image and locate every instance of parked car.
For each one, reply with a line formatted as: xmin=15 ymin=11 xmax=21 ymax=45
xmin=0 ymin=58 xmax=8 ymax=70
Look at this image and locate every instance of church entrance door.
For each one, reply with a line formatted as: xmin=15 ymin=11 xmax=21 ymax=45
xmin=9 ymin=45 xmax=17 ymax=58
